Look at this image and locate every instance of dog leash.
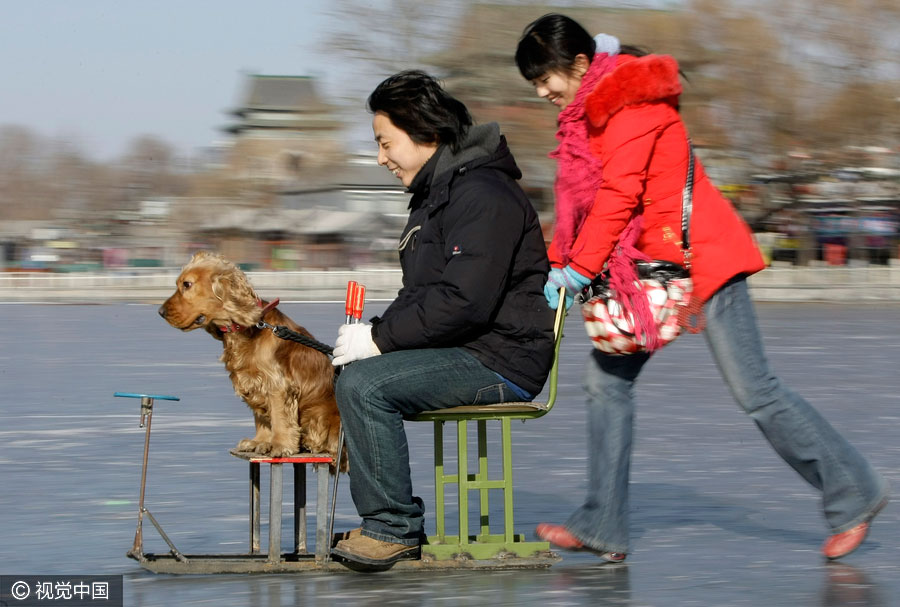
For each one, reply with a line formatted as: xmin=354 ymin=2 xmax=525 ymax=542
xmin=255 ymin=300 xmax=337 ymax=356
xmin=261 ymin=323 xmax=336 ymax=356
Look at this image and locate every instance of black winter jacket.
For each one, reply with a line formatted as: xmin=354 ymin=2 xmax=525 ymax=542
xmin=370 ymin=123 xmax=555 ymax=396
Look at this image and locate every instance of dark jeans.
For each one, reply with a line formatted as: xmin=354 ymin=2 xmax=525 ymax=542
xmin=335 ymin=347 xmax=524 ymax=545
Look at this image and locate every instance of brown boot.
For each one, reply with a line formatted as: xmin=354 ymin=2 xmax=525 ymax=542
xmin=332 ymin=527 xmax=362 ymax=546
xmin=331 ymin=533 xmax=420 ymax=566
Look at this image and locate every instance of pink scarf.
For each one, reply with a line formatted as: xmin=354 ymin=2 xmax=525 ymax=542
xmin=604 ymin=216 xmax=660 ymax=351
xmin=549 ymin=52 xmax=618 ymax=264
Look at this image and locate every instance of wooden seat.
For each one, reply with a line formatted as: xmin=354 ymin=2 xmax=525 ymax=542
xmin=411 ymin=295 xmax=567 ymax=561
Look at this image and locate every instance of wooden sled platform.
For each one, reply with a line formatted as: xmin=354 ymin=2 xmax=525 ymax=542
xmin=129 ymin=548 xmax=561 ymax=575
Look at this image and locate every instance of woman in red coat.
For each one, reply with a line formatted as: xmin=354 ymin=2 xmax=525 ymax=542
xmin=515 ymin=13 xmax=887 ymax=563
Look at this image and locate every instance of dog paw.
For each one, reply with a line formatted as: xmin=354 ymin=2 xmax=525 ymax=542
xmin=268 ymin=444 xmax=298 ymax=458
xmin=236 ymin=438 xmax=265 ymax=453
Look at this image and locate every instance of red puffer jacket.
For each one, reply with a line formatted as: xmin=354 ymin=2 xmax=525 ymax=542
xmin=552 ymin=53 xmax=765 ymax=304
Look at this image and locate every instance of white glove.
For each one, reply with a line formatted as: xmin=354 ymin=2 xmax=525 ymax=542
xmin=332 ymin=323 xmax=381 ymax=366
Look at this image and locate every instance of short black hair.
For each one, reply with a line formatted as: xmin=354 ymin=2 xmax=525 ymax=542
xmin=367 ymin=70 xmax=472 ymax=153
xmin=515 ymin=13 xmax=595 ymax=81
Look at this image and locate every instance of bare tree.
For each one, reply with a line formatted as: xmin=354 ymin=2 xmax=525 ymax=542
xmin=0 ymin=126 xmax=57 ymax=220
xmin=700 ymin=0 xmax=900 ymax=158
xmin=325 ymin=0 xmax=462 ymax=77
xmin=321 ymin=0 xmax=466 ymax=145
xmin=45 ymin=138 xmax=114 ymax=220
xmin=118 ymin=135 xmax=188 ymax=201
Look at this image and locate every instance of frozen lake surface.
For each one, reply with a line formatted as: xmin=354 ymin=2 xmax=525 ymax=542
xmin=1 ymin=301 xmax=898 ymax=606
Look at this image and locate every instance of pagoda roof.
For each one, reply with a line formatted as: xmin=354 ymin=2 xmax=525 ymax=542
xmin=231 ymin=75 xmax=333 ymax=115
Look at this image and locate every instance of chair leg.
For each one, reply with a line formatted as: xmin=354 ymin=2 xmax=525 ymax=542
xmin=501 ymin=417 xmax=515 ymax=543
xmin=422 ymin=416 xmax=555 ymax=561
xmin=477 ymin=420 xmax=490 ymax=540
xmin=315 ymin=463 xmax=329 ymax=563
xmin=268 ymin=463 xmax=283 ymax=563
xmin=433 ymin=421 xmax=446 ymax=542
xmin=250 ymin=462 xmax=260 ymax=554
xmin=293 ymin=463 xmax=307 ymax=555
xmin=457 ymin=419 xmax=469 ymax=546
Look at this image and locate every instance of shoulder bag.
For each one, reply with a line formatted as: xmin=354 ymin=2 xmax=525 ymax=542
xmin=579 ymin=141 xmax=697 ymax=355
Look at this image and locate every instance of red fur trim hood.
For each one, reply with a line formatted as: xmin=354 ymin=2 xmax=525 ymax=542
xmin=585 ymin=54 xmax=682 ymax=128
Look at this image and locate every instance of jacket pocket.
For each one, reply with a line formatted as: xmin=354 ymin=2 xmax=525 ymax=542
xmin=398 ymin=225 xmax=421 ymax=251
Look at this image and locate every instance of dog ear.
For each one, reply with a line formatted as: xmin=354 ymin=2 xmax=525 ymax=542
xmin=213 ymin=263 xmax=260 ymax=328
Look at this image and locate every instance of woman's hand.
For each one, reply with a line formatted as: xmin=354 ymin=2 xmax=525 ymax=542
xmin=544 ymin=266 xmax=592 ymax=309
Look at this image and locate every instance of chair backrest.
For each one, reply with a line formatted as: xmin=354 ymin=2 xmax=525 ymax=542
xmin=409 ymin=288 xmax=568 ymax=423
xmin=533 ymin=288 xmax=568 ymax=416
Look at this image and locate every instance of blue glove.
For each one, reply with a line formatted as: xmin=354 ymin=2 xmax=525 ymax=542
xmin=544 ymin=266 xmax=592 ymax=310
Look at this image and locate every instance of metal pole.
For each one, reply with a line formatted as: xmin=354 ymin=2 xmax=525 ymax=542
xmin=115 ymin=391 xmax=179 ymax=562
xmin=250 ymin=462 xmax=260 ymax=554
xmin=326 ymin=281 xmax=365 ymax=560
xmin=294 ymin=462 xmax=306 ymax=554
xmin=268 ymin=463 xmax=283 ymax=563
xmin=128 ymin=396 xmax=154 ymax=559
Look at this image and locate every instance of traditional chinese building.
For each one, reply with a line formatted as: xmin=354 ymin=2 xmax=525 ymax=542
xmin=223 ymin=74 xmax=345 ymax=187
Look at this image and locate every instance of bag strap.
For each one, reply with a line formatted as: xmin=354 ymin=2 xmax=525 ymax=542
xmin=680 ymin=139 xmax=695 ymax=267
xmin=675 ymin=139 xmax=707 ymax=333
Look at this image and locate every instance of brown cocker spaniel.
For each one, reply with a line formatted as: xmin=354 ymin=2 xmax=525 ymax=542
xmin=158 ymin=251 xmax=344 ymax=469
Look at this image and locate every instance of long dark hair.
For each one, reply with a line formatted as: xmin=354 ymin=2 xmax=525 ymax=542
xmin=515 ymin=13 xmax=647 ymax=80
xmin=367 ymin=70 xmax=472 ymax=153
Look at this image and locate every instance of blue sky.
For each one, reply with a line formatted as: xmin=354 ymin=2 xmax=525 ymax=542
xmin=1 ymin=1 xmax=339 ymax=161
xmin=2 ymin=1 xmax=693 ymax=162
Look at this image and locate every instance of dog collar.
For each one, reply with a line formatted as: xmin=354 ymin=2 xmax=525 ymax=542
xmin=219 ymin=298 xmax=280 ymax=333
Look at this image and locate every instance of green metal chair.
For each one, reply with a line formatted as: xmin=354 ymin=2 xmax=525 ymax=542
xmin=411 ymin=291 xmax=567 ymax=561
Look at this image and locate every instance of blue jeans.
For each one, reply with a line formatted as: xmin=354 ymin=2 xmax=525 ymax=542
xmin=335 ymin=348 xmax=522 ymax=545
xmin=566 ymin=276 xmax=888 ymax=554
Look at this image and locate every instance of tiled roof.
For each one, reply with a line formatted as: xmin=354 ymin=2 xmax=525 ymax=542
xmin=240 ymin=75 xmax=331 ymax=112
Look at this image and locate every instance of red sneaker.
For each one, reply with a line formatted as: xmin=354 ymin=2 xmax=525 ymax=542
xmin=535 ymin=523 xmax=626 ymax=563
xmin=822 ymin=497 xmax=888 ymax=560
